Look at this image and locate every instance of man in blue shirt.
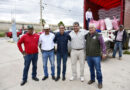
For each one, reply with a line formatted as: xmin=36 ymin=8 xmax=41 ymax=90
xmin=54 ymin=25 xmax=71 ymax=81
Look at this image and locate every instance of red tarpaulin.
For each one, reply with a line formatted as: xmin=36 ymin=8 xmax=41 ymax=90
xmin=84 ymin=0 xmax=124 ymax=29
xmin=89 ymin=0 xmax=121 ymax=9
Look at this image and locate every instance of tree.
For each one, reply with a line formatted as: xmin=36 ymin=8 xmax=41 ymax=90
xmin=40 ymin=19 xmax=46 ymax=26
xmin=58 ymin=21 xmax=64 ymax=27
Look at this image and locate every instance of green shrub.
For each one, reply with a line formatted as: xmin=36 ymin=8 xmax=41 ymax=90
xmin=123 ymin=50 xmax=130 ymax=55
xmin=0 ymin=32 xmax=5 ymax=37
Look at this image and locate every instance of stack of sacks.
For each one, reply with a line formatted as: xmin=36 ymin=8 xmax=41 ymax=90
xmin=104 ymin=17 xmax=119 ymax=30
xmin=89 ymin=16 xmax=119 ymax=30
xmin=112 ymin=16 xmax=119 ymax=30
xmin=99 ymin=19 xmax=106 ymax=31
xmin=98 ymin=6 xmax=121 ymax=20
xmin=89 ymin=20 xmax=100 ymax=29
xmin=104 ymin=18 xmax=113 ymax=30
xmin=97 ymin=6 xmax=120 ymax=30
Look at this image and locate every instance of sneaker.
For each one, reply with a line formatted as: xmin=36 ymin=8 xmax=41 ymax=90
xmin=69 ymin=76 xmax=76 ymax=81
xmin=80 ymin=77 xmax=84 ymax=82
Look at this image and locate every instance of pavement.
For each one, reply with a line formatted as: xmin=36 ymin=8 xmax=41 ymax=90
xmin=0 ymin=37 xmax=130 ymax=90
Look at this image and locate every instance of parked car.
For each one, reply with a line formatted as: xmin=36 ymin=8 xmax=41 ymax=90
xmin=6 ymin=29 xmax=22 ymax=38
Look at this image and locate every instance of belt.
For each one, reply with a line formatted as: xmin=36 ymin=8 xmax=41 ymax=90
xmin=42 ymin=48 xmax=54 ymax=52
xmin=116 ymin=41 xmax=122 ymax=42
xmin=73 ymin=48 xmax=84 ymax=50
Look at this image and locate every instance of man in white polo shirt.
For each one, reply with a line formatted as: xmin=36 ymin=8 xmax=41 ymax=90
xmin=86 ymin=8 xmax=93 ymax=30
xmin=39 ymin=24 xmax=55 ymax=80
xmin=69 ymin=22 xmax=88 ymax=82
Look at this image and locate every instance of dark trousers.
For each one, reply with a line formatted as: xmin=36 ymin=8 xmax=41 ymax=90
xmin=23 ymin=53 xmax=38 ymax=81
xmin=87 ymin=18 xmax=90 ymax=30
xmin=86 ymin=56 xmax=102 ymax=83
xmin=56 ymin=52 xmax=68 ymax=77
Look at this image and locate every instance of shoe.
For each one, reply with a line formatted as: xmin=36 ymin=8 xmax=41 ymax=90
xmin=80 ymin=77 xmax=84 ymax=82
xmin=32 ymin=77 xmax=39 ymax=81
xmin=20 ymin=80 xmax=27 ymax=86
xmin=55 ymin=77 xmax=60 ymax=81
xmin=98 ymin=83 xmax=103 ymax=89
xmin=119 ymin=57 xmax=122 ymax=60
xmin=62 ymin=76 xmax=66 ymax=81
xmin=69 ymin=76 xmax=76 ymax=81
xmin=112 ymin=56 xmax=115 ymax=58
xmin=42 ymin=76 xmax=48 ymax=81
xmin=52 ymin=76 xmax=55 ymax=80
xmin=88 ymin=80 xmax=95 ymax=84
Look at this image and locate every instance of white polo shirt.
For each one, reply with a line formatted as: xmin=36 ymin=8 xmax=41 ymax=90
xmin=69 ymin=29 xmax=88 ymax=49
xmin=39 ymin=33 xmax=55 ymax=50
xmin=86 ymin=11 xmax=93 ymax=20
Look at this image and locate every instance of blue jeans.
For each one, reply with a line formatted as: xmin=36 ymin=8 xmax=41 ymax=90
xmin=23 ymin=53 xmax=38 ymax=81
xmin=42 ymin=50 xmax=55 ymax=77
xmin=86 ymin=56 xmax=102 ymax=83
xmin=113 ymin=42 xmax=122 ymax=57
xmin=56 ymin=52 xmax=68 ymax=77
xmin=87 ymin=18 xmax=90 ymax=30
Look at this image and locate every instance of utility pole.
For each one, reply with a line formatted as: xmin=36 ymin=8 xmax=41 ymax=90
xmin=40 ymin=0 xmax=43 ymax=25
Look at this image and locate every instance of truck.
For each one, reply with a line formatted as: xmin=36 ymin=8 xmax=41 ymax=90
xmin=83 ymin=0 xmax=130 ymax=56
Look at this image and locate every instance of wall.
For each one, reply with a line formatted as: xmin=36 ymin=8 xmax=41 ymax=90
xmin=124 ymin=0 xmax=130 ymax=29
xmin=0 ymin=21 xmax=43 ymax=32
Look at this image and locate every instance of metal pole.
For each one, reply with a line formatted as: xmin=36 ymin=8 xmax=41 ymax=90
xmin=40 ymin=0 xmax=43 ymax=25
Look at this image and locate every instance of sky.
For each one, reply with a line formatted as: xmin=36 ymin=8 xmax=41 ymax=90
xmin=0 ymin=0 xmax=84 ymax=26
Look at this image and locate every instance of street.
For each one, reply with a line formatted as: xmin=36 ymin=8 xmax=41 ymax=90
xmin=0 ymin=38 xmax=130 ymax=90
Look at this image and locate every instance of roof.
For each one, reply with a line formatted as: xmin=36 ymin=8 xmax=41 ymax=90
xmin=88 ymin=0 xmax=121 ymax=10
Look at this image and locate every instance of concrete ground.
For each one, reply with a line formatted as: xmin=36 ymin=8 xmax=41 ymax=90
xmin=0 ymin=37 xmax=130 ymax=90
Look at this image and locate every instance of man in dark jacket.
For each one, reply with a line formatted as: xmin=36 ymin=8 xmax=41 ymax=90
xmin=54 ymin=25 xmax=71 ymax=81
xmin=85 ymin=24 xmax=106 ymax=89
xmin=112 ymin=25 xmax=127 ymax=60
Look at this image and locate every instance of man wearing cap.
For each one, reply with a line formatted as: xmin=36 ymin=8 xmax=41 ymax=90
xmin=17 ymin=25 xmax=39 ymax=86
xmin=39 ymin=24 xmax=55 ymax=80
xmin=85 ymin=24 xmax=106 ymax=89
xmin=112 ymin=25 xmax=127 ymax=60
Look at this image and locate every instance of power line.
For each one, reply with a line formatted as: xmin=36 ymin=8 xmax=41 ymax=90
xmin=42 ymin=3 xmax=83 ymax=17
xmin=43 ymin=3 xmax=72 ymax=12
xmin=43 ymin=2 xmax=84 ymax=14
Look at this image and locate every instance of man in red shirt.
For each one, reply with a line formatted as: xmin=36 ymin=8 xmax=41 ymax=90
xmin=17 ymin=25 xmax=39 ymax=86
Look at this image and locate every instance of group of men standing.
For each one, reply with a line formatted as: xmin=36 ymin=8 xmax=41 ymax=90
xmin=17 ymin=21 xmax=127 ymax=89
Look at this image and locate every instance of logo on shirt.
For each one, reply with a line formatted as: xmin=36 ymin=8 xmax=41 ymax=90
xmin=93 ymin=36 xmax=96 ymax=39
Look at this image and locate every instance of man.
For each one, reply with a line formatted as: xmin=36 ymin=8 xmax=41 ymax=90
xmin=54 ymin=25 xmax=71 ymax=81
xmin=69 ymin=22 xmax=88 ymax=82
xmin=112 ymin=25 xmax=127 ymax=60
xmin=86 ymin=8 xmax=93 ymax=30
xmin=39 ymin=24 xmax=55 ymax=80
xmin=17 ymin=25 xmax=39 ymax=86
xmin=85 ymin=24 xmax=106 ymax=89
